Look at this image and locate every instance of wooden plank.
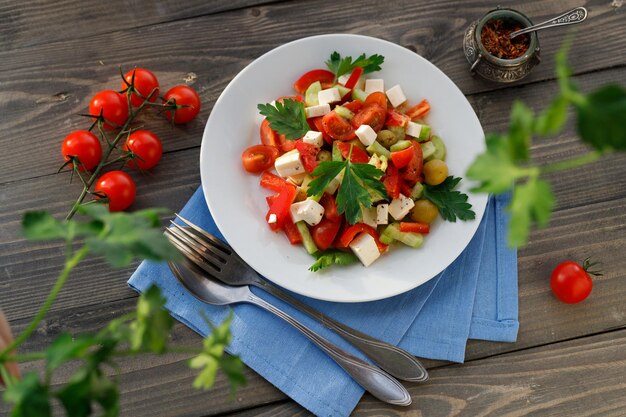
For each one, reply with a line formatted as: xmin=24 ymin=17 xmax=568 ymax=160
xmin=0 ymin=0 xmax=282 ymax=52
xmin=0 ymin=0 xmax=624 ymax=184
xmin=228 ymin=328 xmax=626 ymax=416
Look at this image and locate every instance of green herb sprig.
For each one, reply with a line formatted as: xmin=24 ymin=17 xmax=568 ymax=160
xmin=307 ymin=148 xmax=387 ymax=224
xmin=257 ymin=99 xmax=309 ymax=140
xmin=325 ymin=52 xmax=385 ymax=79
xmin=423 ymin=177 xmax=476 ymax=222
xmin=309 ymin=250 xmax=359 ymax=272
xmin=466 ymin=39 xmax=626 ymax=246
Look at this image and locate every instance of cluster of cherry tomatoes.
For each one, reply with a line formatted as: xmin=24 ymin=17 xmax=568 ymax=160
xmin=61 ymin=68 xmax=201 ymax=211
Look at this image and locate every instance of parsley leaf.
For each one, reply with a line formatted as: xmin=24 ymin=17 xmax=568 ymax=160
xmin=309 ymin=250 xmax=358 ymax=272
xmin=325 ymin=51 xmax=385 ymax=79
xmin=307 ymin=155 xmax=386 ymax=224
xmin=507 ymin=177 xmax=555 ymax=246
xmin=257 ymin=99 xmax=309 ymax=140
xmin=3 ymin=373 xmax=52 ymax=417
xmin=422 ymin=176 xmax=475 ymax=222
xmin=129 ymin=285 xmax=174 ymax=354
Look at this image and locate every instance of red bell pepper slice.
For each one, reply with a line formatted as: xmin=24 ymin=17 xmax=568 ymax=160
xmin=400 ymin=142 xmax=423 ymax=186
xmin=260 ymin=171 xmax=294 ymax=193
xmin=294 ymin=140 xmax=319 ymax=173
xmin=277 ymin=95 xmax=304 ymax=103
xmin=266 ymin=184 xmax=297 ymax=231
xmin=382 ymin=160 xmax=400 ymax=199
xmin=344 ymin=67 xmax=364 ymax=90
xmin=337 ymin=224 xmax=388 ymax=253
xmin=311 ymin=217 xmax=342 ymax=251
xmin=336 ymin=142 xmax=370 ymax=163
xmin=400 ymin=222 xmax=430 ymax=234
xmin=385 ymin=109 xmax=410 ymax=127
xmin=390 ymin=146 xmax=415 ymax=169
xmin=405 ymin=99 xmax=430 ymax=120
xmin=266 ymin=193 xmax=279 ymax=207
xmin=282 ymin=217 xmax=303 ymax=244
xmin=293 ymin=69 xmax=335 ymax=94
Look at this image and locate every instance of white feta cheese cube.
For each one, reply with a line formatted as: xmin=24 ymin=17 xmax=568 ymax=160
xmin=376 ymin=204 xmax=389 ymax=225
xmin=302 ymin=130 xmax=324 ymax=148
xmin=290 ymin=199 xmax=325 ymax=226
xmin=274 ymin=149 xmax=304 ymax=178
xmin=324 ymin=173 xmax=342 ymax=195
xmin=349 ymin=233 xmax=381 ymax=267
xmin=355 ymin=124 xmax=377 ymax=147
xmin=406 ymin=121 xmax=423 ymax=138
xmin=361 ymin=207 xmax=377 ymax=228
xmin=305 ymin=103 xmax=331 ymax=118
xmin=364 ymin=79 xmax=384 ymax=94
xmin=267 ymin=213 xmax=277 ymax=224
xmin=386 ymin=84 xmax=407 ymax=108
xmin=318 ymin=87 xmax=341 ymax=105
xmin=388 ymin=194 xmax=415 ymax=220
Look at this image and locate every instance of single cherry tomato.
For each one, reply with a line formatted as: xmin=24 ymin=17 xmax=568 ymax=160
xmin=390 ymin=146 xmax=415 ymax=169
xmin=241 ymin=145 xmax=280 ymax=173
xmin=95 ymin=171 xmax=136 ymax=211
xmin=400 ymin=142 xmax=424 ymax=186
xmin=89 ymin=90 xmax=129 ymax=130
xmin=342 ymin=100 xmax=364 ymax=113
xmin=294 ymin=140 xmax=319 ymax=173
xmin=319 ymin=193 xmax=340 ymax=222
xmin=123 ymin=68 xmax=159 ymax=107
xmin=293 ymin=69 xmax=335 ymax=94
xmin=124 ymin=130 xmax=163 ymax=170
xmin=311 ymin=217 xmax=342 ymax=251
xmin=163 ymin=85 xmax=201 ymax=124
xmin=351 ymin=104 xmax=386 ymax=132
xmin=322 ymin=111 xmax=355 ymax=141
xmin=61 ymin=130 xmax=102 ymax=171
xmin=364 ymin=91 xmax=388 ymax=108
xmin=551 ymin=259 xmax=600 ymax=304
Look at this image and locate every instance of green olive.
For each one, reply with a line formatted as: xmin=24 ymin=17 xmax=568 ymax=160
xmin=387 ymin=125 xmax=406 ymax=143
xmin=423 ymin=159 xmax=448 ymax=186
xmin=317 ymin=150 xmax=332 ymax=162
xmin=410 ymin=199 xmax=439 ymax=224
xmin=376 ymin=130 xmax=398 ymax=148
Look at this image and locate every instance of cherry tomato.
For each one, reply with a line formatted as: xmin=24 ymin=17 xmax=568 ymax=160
xmin=293 ymin=69 xmax=335 ymax=94
xmin=390 ymin=146 xmax=415 ymax=169
xmin=242 ymin=145 xmax=279 ymax=173
xmin=61 ymin=130 xmax=102 ymax=171
xmin=95 ymin=171 xmax=136 ymax=212
xmin=294 ymin=140 xmax=319 ymax=173
xmin=385 ymin=109 xmax=410 ymax=127
xmin=322 ymin=111 xmax=355 ymax=141
xmin=124 ymin=130 xmax=163 ymax=170
xmin=123 ymin=68 xmax=159 ymax=107
xmin=311 ymin=218 xmax=342 ymax=251
xmin=319 ymin=193 xmax=340 ymax=222
xmin=89 ymin=90 xmax=129 ymax=130
xmin=400 ymin=142 xmax=424 ymax=186
xmin=351 ymin=104 xmax=386 ymax=132
xmin=342 ymin=100 xmax=364 ymax=113
xmin=364 ymin=91 xmax=388 ymax=108
xmin=163 ymin=85 xmax=201 ymax=124
xmin=551 ymin=261 xmax=594 ymax=304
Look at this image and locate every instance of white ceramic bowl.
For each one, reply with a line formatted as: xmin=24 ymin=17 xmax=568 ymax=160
xmin=200 ymin=34 xmax=487 ymax=303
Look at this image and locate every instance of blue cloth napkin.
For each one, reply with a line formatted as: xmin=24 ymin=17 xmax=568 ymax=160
xmin=128 ymin=187 xmax=517 ymax=417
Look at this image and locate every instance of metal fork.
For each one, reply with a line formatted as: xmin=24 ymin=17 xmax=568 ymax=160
xmin=165 ymin=214 xmax=428 ymax=382
xmin=168 ymin=260 xmax=411 ymax=406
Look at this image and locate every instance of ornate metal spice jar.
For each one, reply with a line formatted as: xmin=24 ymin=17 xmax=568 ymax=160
xmin=463 ymin=8 xmax=540 ymax=83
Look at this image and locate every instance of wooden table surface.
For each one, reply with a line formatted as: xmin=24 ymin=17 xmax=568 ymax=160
xmin=1 ymin=0 xmax=625 ymax=415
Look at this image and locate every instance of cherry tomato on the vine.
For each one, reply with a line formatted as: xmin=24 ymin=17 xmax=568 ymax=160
xmin=162 ymin=85 xmax=201 ymax=124
xmin=61 ymin=130 xmax=102 ymax=171
xmin=95 ymin=171 xmax=136 ymax=212
xmin=241 ymin=145 xmax=279 ymax=173
xmin=124 ymin=130 xmax=163 ymax=170
xmin=123 ymin=68 xmax=159 ymax=107
xmin=89 ymin=90 xmax=129 ymax=130
xmin=550 ymin=260 xmax=598 ymax=304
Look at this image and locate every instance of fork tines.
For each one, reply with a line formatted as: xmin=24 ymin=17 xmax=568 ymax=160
xmin=165 ymin=226 xmax=224 ymax=274
xmin=175 ymin=214 xmax=232 ymax=255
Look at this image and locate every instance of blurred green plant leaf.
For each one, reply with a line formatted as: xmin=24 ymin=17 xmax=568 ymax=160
xmin=3 ymin=372 xmax=51 ymax=417
xmin=575 ymin=85 xmax=626 ymax=151
xmin=130 ymin=285 xmax=173 ymax=353
xmin=507 ymin=177 xmax=555 ymax=247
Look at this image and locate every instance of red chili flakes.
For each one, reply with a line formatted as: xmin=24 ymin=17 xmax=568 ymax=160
xmin=480 ymin=18 xmax=530 ymax=59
